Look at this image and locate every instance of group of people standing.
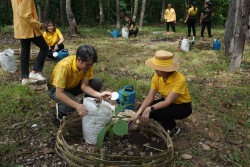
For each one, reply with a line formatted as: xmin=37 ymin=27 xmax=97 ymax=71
xmin=165 ymin=1 xmax=214 ymax=38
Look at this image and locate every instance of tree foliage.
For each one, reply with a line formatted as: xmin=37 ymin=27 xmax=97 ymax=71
xmin=2 ymin=0 xmax=231 ymax=27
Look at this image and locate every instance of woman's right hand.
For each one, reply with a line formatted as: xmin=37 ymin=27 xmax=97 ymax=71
xmin=128 ymin=115 xmax=139 ymax=127
xmin=184 ymin=20 xmax=187 ymax=23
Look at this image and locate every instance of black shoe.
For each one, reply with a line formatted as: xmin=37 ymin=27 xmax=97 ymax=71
xmin=56 ymin=103 xmax=66 ymax=121
xmin=170 ymin=124 xmax=180 ymax=138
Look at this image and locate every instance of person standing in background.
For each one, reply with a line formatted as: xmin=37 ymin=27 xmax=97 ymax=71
xmin=164 ymin=4 xmax=176 ymax=33
xmin=200 ymin=2 xmax=214 ymax=38
xmin=11 ymin=0 xmax=49 ymax=85
xmin=184 ymin=1 xmax=198 ymax=37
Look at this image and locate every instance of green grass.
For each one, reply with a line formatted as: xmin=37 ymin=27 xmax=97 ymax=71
xmin=0 ymin=25 xmax=250 ymax=166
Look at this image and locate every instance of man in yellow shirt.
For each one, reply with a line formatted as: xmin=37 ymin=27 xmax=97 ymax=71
xmin=164 ymin=4 xmax=176 ymax=33
xmin=47 ymin=45 xmax=112 ymax=121
xmin=11 ymin=0 xmax=49 ymax=84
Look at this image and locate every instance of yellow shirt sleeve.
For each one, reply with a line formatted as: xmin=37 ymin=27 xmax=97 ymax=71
xmin=52 ymin=65 xmax=68 ymax=89
xmin=150 ymin=74 xmax=158 ymax=90
xmin=173 ymin=9 xmax=176 ymax=20
xmin=188 ymin=8 xmax=192 ymax=13
xmin=171 ymin=75 xmax=187 ymax=94
xmin=43 ymin=32 xmax=48 ymax=43
xmin=56 ymin=29 xmax=63 ymax=38
xmin=17 ymin=0 xmax=41 ymax=30
xmin=83 ymin=66 xmax=94 ymax=80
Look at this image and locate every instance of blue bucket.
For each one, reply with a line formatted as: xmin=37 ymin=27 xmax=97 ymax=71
xmin=117 ymin=85 xmax=136 ymax=111
xmin=113 ymin=29 xmax=120 ymax=38
xmin=213 ymin=40 xmax=221 ymax=50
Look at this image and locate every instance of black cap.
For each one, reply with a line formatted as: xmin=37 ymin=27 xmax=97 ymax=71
xmin=192 ymin=1 xmax=195 ymax=5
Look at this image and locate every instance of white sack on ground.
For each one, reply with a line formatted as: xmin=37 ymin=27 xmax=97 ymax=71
xmin=181 ymin=39 xmax=190 ymax=52
xmin=82 ymin=97 xmax=115 ymax=145
xmin=0 ymin=49 xmax=17 ymax=73
xmin=122 ymin=27 xmax=129 ymax=38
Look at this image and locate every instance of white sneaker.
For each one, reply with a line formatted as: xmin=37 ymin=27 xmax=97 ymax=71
xmin=21 ymin=78 xmax=37 ymax=85
xmin=29 ymin=72 xmax=46 ymax=81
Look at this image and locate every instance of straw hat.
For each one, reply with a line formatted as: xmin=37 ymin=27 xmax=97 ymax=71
xmin=145 ymin=50 xmax=180 ymax=72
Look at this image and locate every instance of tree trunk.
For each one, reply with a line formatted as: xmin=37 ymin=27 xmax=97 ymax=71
xmin=131 ymin=0 xmax=133 ymax=17
xmin=66 ymin=0 xmax=77 ymax=34
xmin=83 ymin=0 xmax=86 ymax=15
xmin=116 ymin=0 xmax=120 ymax=29
xmin=60 ymin=0 xmax=65 ymax=31
xmin=139 ymin=0 xmax=146 ymax=29
xmin=224 ymin=0 xmax=250 ymax=71
xmin=99 ymin=0 xmax=104 ymax=28
xmin=37 ymin=0 xmax=43 ymax=22
xmin=161 ymin=0 xmax=165 ymax=22
xmin=44 ymin=0 xmax=50 ymax=22
xmin=132 ymin=0 xmax=138 ymax=22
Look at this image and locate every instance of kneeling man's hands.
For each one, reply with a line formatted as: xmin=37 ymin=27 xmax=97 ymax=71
xmin=98 ymin=91 xmax=112 ymax=99
xmin=76 ymin=104 xmax=89 ymax=117
xmin=141 ymin=107 xmax=150 ymax=125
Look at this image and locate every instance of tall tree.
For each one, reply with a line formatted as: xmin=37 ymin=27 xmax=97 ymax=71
xmin=99 ymin=0 xmax=104 ymax=28
xmin=132 ymin=0 xmax=138 ymax=22
xmin=37 ymin=0 xmax=43 ymax=22
xmin=161 ymin=0 xmax=165 ymax=22
xmin=224 ymin=0 xmax=250 ymax=71
xmin=83 ymin=0 xmax=86 ymax=15
xmin=139 ymin=0 xmax=146 ymax=29
xmin=116 ymin=0 xmax=120 ymax=28
xmin=44 ymin=0 xmax=50 ymax=22
xmin=60 ymin=0 xmax=65 ymax=31
xmin=66 ymin=0 xmax=77 ymax=34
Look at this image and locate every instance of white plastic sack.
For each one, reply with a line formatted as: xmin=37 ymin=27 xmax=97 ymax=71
xmin=0 ymin=49 xmax=17 ymax=73
xmin=122 ymin=27 xmax=129 ymax=38
xmin=82 ymin=97 xmax=115 ymax=145
xmin=181 ymin=39 xmax=190 ymax=52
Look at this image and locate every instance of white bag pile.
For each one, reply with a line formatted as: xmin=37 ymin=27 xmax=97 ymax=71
xmin=181 ymin=39 xmax=190 ymax=52
xmin=122 ymin=27 xmax=129 ymax=38
xmin=0 ymin=49 xmax=17 ymax=73
xmin=82 ymin=97 xmax=115 ymax=145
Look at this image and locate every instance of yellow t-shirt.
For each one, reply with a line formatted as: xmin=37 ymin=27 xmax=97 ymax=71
xmin=43 ymin=28 xmax=63 ymax=46
xmin=151 ymin=72 xmax=191 ymax=104
xmin=188 ymin=7 xmax=198 ymax=16
xmin=47 ymin=55 xmax=94 ymax=90
xmin=164 ymin=8 xmax=176 ymax=22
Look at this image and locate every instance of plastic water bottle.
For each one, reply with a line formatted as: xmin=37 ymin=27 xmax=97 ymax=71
xmin=108 ymin=30 xmax=110 ymax=33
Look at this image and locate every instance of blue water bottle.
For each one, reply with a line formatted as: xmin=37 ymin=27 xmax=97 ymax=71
xmin=117 ymin=85 xmax=136 ymax=111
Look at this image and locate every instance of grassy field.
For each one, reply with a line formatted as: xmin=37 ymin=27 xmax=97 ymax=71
xmin=0 ymin=25 xmax=250 ymax=166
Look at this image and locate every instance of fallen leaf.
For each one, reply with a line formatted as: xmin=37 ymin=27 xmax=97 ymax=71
xmin=213 ymin=122 xmax=221 ymax=127
xmin=218 ymin=70 xmax=221 ymax=75
xmin=50 ymin=102 xmax=56 ymax=108
xmin=177 ymin=47 xmax=181 ymax=51
xmin=20 ymin=149 xmax=31 ymax=155
xmin=209 ymin=131 xmax=214 ymax=138
xmin=25 ymin=99 xmax=31 ymax=103
xmin=41 ymin=148 xmax=55 ymax=154
xmin=238 ymin=120 xmax=244 ymax=124
xmin=215 ymin=134 xmax=220 ymax=141
xmin=208 ymin=83 xmax=214 ymax=86
xmin=101 ymin=66 xmax=105 ymax=71
xmin=226 ymin=138 xmax=238 ymax=145
xmin=181 ymin=154 xmax=192 ymax=160
xmin=186 ymin=54 xmax=190 ymax=57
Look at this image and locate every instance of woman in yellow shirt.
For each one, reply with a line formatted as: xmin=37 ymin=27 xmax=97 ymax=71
xmin=184 ymin=1 xmax=198 ymax=37
xmin=128 ymin=50 xmax=192 ymax=138
xmin=43 ymin=20 xmax=65 ymax=59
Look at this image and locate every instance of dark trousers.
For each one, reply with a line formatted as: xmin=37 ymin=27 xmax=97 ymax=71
xmin=20 ymin=35 xmax=49 ymax=78
xmin=129 ymin=28 xmax=139 ymax=37
xmin=47 ymin=78 xmax=103 ymax=113
xmin=201 ymin=21 xmax=211 ymax=38
xmin=187 ymin=19 xmax=196 ymax=37
xmin=148 ymin=98 xmax=192 ymax=131
xmin=166 ymin=21 xmax=175 ymax=32
xmin=47 ymin=44 xmax=65 ymax=58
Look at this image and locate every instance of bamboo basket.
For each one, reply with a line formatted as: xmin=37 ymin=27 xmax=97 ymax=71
xmin=55 ymin=113 xmax=174 ymax=167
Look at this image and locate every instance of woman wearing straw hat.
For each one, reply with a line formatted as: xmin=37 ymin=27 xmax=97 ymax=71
xmin=128 ymin=50 xmax=192 ymax=138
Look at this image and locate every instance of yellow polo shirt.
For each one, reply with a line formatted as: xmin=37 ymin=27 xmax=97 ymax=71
xmin=11 ymin=0 xmax=43 ymax=39
xmin=48 ymin=55 xmax=94 ymax=90
xmin=43 ymin=29 xmax=63 ymax=46
xmin=151 ymin=72 xmax=191 ymax=104
xmin=188 ymin=7 xmax=198 ymax=16
xmin=164 ymin=8 xmax=176 ymax=22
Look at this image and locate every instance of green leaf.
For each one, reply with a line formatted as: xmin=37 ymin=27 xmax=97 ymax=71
xmin=115 ymin=105 xmax=126 ymax=118
xmin=106 ymin=122 xmax=114 ymax=131
xmin=97 ymin=124 xmax=111 ymax=150
xmin=113 ymin=120 xmax=128 ymax=136
xmin=247 ymin=119 xmax=250 ymax=123
xmin=119 ymin=116 xmax=131 ymax=120
xmin=124 ymin=93 xmax=130 ymax=96
xmin=175 ymin=161 xmax=194 ymax=167
xmin=109 ymin=128 xmax=114 ymax=141
xmin=122 ymin=89 xmax=125 ymax=94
